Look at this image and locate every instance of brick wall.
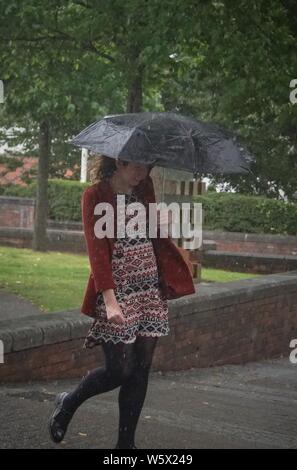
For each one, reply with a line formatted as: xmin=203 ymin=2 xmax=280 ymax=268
xmin=0 ymin=338 xmax=103 ymax=382
xmin=204 ymin=230 xmax=297 ymax=256
xmin=1 ymin=271 xmax=297 ymax=382
xmin=202 ymin=250 xmax=297 ymax=274
xmin=0 ymin=196 xmax=35 ymax=228
xmin=0 ymin=226 xmax=87 ymax=253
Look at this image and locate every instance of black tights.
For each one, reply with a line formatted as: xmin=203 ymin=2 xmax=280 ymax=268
xmin=63 ymin=336 xmax=158 ymax=449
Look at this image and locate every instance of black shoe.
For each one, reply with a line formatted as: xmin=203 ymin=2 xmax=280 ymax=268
xmin=48 ymin=392 xmax=74 ymax=443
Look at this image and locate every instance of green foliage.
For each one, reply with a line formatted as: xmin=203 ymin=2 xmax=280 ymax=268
xmin=0 ymin=155 xmax=23 ymax=171
xmin=193 ymin=192 xmax=297 ymax=235
xmin=2 ymin=181 xmax=37 ymax=197
xmin=0 ymin=0 xmax=297 ymax=201
xmin=2 ymin=179 xmax=89 ymax=221
xmin=159 ymin=0 xmax=297 ymax=201
xmin=47 ymin=179 xmax=89 ymax=221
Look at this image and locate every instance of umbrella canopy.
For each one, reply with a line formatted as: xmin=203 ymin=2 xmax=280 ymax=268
xmin=70 ymin=112 xmax=255 ymax=177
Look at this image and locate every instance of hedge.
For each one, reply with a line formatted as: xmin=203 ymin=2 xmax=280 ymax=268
xmin=193 ymin=192 xmax=297 ymax=235
xmin=2 ymin=180 xmax=297 ymax=235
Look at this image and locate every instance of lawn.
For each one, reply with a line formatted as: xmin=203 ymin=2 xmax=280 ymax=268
xmin=0 ymin=246 xmax=260 ymax=313
xmin=201 ymin=268 xmax=259 ymax=283
xmin=0 ymin=246 xmax=89 ymax=313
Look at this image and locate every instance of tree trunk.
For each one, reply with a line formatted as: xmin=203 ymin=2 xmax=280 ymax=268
xmin=126 ymin=63 xmax=144 ymax=113
xmin=32 ymin=120 xmax=50 ymax=251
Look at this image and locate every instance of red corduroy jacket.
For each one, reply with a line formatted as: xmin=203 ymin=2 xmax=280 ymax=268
xmin=80 ymin=174 xmax=196 ymax=318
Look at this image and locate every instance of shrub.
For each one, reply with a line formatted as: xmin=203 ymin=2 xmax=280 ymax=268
xmin=193 ymin=192 xmax=297 ymax=235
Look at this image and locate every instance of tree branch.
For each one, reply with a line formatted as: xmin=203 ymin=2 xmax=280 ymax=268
xmin=73 ymin=0 xmax=93 ymax=8
xmin=0 ymin=32 xmax=115 ymax=62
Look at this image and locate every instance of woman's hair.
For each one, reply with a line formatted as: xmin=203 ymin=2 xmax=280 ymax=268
xmin=89 ymin=153 xmax=154 ymax=184
xmin=89 ymin=154 xmax=128 ymax=183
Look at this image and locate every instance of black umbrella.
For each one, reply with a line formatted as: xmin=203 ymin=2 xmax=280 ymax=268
xmin=70 ymin=112 xmax=255 ymax=178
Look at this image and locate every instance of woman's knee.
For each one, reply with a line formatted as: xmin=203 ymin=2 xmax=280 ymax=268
xmin=105 ymin=360 xmax=136 ymax=383
xmin=121 ymin=363 xmax=136 ymax=382
xmin=102 ymin=341 xmax=136 ymax=382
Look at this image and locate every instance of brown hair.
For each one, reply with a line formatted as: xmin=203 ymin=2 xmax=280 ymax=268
xmin=88 ymin=154 xmax=128 ymax=184
xmin=89 ymin=153 xmax=154 ymax=184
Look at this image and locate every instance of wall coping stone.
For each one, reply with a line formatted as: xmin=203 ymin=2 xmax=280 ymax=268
xmin=204 ymin=249 xmax=297 ymax=261
xmin=0 ymin=196 xmax=35 ymax=206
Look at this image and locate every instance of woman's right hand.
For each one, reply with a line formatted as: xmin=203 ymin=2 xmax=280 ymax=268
xmin=105 ymin=301 xmax=126 ymax=325
xmin=102 ymin=288 xmax=126 ymax=325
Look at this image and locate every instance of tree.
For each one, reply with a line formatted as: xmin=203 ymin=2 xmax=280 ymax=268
xmin=0 ymin=1 xmax=126 ymax=249
xmin=158 ymin=0 xmax=297 ymax=200
xmin=0 ymin=0 xmax=199 ymax=250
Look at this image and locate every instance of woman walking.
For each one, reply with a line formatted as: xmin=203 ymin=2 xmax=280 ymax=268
xmin=48 ymin=155 xmax=195 ymax=449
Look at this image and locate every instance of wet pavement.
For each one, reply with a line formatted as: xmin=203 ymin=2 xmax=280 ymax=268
xmin=0 ymin=357 xmax=296 ymax=449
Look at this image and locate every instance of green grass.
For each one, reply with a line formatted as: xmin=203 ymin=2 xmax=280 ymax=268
xmin=0 ymin=246 xmax=260 ymax=313
xmin=0 ymin=246 xmax=89 ymax=313
xmin=201 ymin=268 xmax=260 ymax=283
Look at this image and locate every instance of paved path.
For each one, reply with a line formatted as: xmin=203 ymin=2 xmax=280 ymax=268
xmin=0 ymin=357 xmax=296 ymax=449
xmin=0 ymin=286 xmax=41 ymax=321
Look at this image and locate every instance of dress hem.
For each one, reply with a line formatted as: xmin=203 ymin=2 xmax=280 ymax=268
xmin=83 ymin=330 xmax=170 ymax=348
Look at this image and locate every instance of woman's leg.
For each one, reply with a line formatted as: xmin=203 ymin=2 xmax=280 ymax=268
xmin=62 ymin=340 xmax=136 ymax=414
xmin=115 ymin=336 xmax=158 ymax=449
xmin=49 ymin=340 xmax=138 ymax=443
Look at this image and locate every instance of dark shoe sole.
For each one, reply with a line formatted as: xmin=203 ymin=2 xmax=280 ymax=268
xmin=48 ymin=392 xmax=71 ymax=443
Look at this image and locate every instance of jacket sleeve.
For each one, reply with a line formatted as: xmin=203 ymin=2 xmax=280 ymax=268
xmin=81 ymin=187 xmax=116 ymax=294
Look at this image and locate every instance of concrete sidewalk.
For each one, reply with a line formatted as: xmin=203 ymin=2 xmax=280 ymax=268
xmin=0 ymin=286 xmax=41 ymax=321
xmin=0 ymin=357 xmax=296 ymax=449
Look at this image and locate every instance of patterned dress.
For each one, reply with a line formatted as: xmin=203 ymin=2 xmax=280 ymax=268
xmin=83 ymin=189 xmax=170 ymax=347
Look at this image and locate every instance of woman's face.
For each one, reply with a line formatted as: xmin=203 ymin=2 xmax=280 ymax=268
xmin=116 ymin=161 xmax=153 ymax=187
